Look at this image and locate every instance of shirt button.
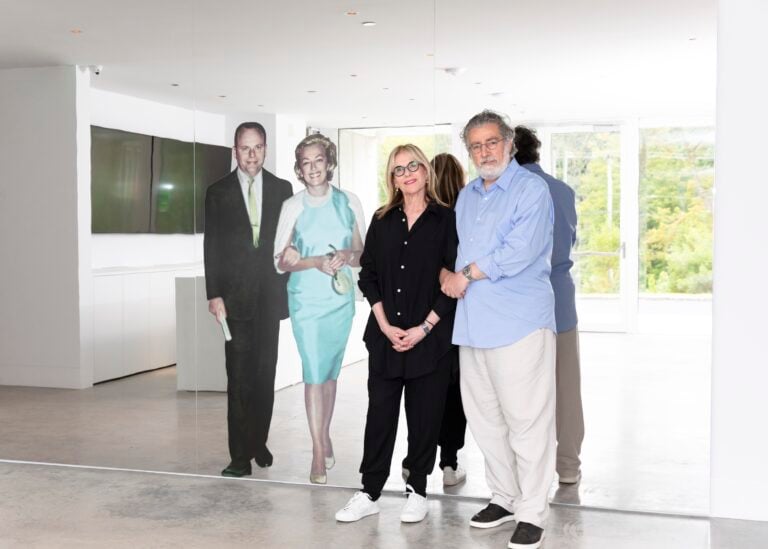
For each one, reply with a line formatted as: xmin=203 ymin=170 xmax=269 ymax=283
xmin=397 ymin=312 xmax=401 ymax=316
xmin=404 ymin=241 xmax=408 ymax=245
xmin=401 ymin=265 xmax=405 ymax=269
xmin=397 ymin=289 xmax=401 ymax=293
xmin=402 ymin=218 xmax=406 ymax=222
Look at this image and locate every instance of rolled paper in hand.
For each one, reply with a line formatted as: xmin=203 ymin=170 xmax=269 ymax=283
xmin=217 ymin=312 xmax=232 ymax=342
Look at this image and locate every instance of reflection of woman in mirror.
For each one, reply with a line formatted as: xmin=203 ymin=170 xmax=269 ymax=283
xmin=401 ymin=153 xmax=468 ymax=487
xmin=273 ymin=133 xmax=365 ymax=484
xmin=335 ymin=144 xmax=458 ymax=524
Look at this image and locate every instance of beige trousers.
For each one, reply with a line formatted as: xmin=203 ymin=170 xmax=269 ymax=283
xmin=459 ymin=329 xmax=556 ymax=528
xmin=555 ymin=327 xmax=585 ymax=477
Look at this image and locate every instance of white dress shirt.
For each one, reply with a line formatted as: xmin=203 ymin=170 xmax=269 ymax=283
xmin=237 ymin=167 xmax=263 ymax=223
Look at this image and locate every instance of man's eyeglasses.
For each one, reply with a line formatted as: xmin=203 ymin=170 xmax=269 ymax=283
xmin=469 ymin=138 xmax=505 ymax=154
xmin=392 ymin=160 xmax=422 ymax=177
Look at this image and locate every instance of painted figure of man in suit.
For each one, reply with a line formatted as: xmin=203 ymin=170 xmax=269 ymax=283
xmin=204 ymin=121 xmax=293 ymax=477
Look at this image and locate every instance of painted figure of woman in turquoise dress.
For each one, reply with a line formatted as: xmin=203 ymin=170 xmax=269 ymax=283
xmin=274 ymin=133 xmax=365 ymax=484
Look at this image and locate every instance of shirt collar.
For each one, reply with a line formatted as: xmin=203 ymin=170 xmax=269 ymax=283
xmin=393 ymin=199 xmax=441 ymax=217
xmin=469 ymin=158 xmax=522 ymax=193
xmin=237 ymin=167 xmax=262 ymax=186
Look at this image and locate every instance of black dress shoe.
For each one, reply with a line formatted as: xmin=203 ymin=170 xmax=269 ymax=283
xmin=254 ymin=447 xmax=273 ymax=468
xmin=221 ymin=462 xmax=252 ymax=477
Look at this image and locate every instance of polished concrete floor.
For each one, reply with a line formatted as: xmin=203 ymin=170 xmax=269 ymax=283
xmin=0 ymin=332 xmax=710 ymax=515
xmin=1 ymin=461 xmax=765 ymax=549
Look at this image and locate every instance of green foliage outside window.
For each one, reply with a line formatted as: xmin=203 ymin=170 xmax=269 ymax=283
xmin=639 ymin=128 xmax=714 ymax=294
xmin=552 ymin=132 xmax=622 ymax=294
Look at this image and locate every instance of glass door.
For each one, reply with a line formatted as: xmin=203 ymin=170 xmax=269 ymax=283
xmin=543 ymin=125 xmax=634 ymax=332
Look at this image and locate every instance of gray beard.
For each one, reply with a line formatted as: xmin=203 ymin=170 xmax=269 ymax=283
xmin=478 ymin=158 xmax=510 ymax=181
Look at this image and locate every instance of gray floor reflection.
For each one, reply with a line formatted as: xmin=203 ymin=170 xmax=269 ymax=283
xmin=7 ymin=462 xmax=748 ymax=549
xmin=202 ymin=330 xmax=709 ymax=515
xmin=0 ymin=331 xmax=710 ymax=516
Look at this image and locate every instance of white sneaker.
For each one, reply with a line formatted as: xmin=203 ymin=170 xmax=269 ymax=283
xmin=443 ymin=465 xmax=467 ymax=486
xmin=400 ymin=485 xmax=428 ymax=523
xmin=335 ymin=491 xmax=380 ymax=522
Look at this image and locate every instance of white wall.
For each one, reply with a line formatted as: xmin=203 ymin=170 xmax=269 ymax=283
xmin=338 ymin=131 xmax=379 ymax=225
xmin=75 ymin=67 xmax=95 ymax=388
xmin=710 ymin=0 xmax=768 ymax=522
xmin=275 ymin=114 xmax=307 ymax=191
xmin=0 ymin=66 xmax=89 ymax=388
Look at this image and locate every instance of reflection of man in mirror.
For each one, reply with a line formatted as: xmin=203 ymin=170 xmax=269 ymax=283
xmin=514 ymin=125 xmax=584 ymax=487
xmin=441 ymin=110 xmax=556 ymax=549
xmin=204 ymin=122 xmax=293 ymax=477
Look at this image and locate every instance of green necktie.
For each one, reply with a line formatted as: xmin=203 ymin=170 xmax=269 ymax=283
xmin=248 ymin=176 xmax=260 ymax=247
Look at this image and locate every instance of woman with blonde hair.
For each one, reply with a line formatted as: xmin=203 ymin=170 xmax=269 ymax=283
xmin=274 ymin=133 xmax=365 ymax=485
xmin=335 ymin=144 xmax=458 ymax=524
xmin=401 ymin=152 xmax=469 ymax=487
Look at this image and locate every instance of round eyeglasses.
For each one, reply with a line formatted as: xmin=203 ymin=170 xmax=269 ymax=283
xmin=392 ymin=160 xmax=421 ymax=177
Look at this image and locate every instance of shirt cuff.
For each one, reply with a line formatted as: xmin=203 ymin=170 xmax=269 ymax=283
xmin=475 ymin=254 xmax=500 ymax=282
xmin=432 ymin=293 xmax=457 ymax=319
xmin=360 ymin=286 xmax=382 ymax=308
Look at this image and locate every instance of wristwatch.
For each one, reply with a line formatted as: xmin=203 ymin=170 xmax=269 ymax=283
xmin=462 ymin=264 xmax=473 ymax=282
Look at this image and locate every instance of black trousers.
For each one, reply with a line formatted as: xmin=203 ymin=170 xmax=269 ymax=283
xmin=224 ymin=315 xmax=280 ymax=466
xmin=360 ymin=354 xmax=451 ymax=499
xmin=437 ymin=366 xmax=467 ymax=469
xmin=403 ymin=347 xmax=467 ymax=471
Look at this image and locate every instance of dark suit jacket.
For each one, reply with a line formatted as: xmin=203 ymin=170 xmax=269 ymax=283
xmin=203 ymin=169 xmax=293 ymax=321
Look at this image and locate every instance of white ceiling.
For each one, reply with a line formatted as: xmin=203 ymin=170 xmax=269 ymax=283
xmin=0 ymin=0 xmax=717 ymax=128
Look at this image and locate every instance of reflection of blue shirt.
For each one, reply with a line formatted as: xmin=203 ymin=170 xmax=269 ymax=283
xmin=522 ymin=163 xmax=578 ymax=333
xmin=453 ymin=159 xmax=555 ymax=349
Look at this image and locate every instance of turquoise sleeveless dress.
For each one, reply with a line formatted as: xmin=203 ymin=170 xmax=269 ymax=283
xmin=288 ymin=188 xmax=356 ymax=384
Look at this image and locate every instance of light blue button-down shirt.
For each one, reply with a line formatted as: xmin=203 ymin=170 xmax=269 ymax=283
xmin=452 ymin=159 xmax=556 ymax=349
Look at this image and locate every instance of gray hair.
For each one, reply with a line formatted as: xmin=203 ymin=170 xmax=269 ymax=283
xmin=461 ymin=110 xmax=517 ymax=156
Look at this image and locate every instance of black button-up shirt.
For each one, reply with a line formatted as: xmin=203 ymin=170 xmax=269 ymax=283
xmin=358 ymin=202 xmax=458 ymax=379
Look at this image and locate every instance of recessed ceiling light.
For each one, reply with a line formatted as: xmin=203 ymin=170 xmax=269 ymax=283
xmin=361 ymin=21 xmax=377 ymax=27
xmin=474 ymin=82 xmax=482 ymax=85
xmin=350 ymin=74 xmax=358 ymax=78
xmin=171 ymin=83 xmax=180 ymax=87
xmin=218 ymin=95 xmax=227 ymax=98
xmin=689 ymin=36 xmax=697 ymax=41
xmin=441 ymin=67 xmax=467 ymax=76
xmin=426 ymin=53 xmax=434 ymax=57
xmin=490 ymin=91 xmax=505 ymax=97
xmin=409 ymin=98 xmax=415 ymax=101
xmin=345 ymin=10 xmax=358 ymax=16
xmin=307 ymin=90 xmax=318 ymax=93
xmin=382 ymin=87 xmax=389 ymax=91
xmin=257 ymin=104 xmax=264 ymax=107
xmin=70 ymin=29 xmax=83 ymax=35
xmin=362 ymin=116 xmax=368 ymax=119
